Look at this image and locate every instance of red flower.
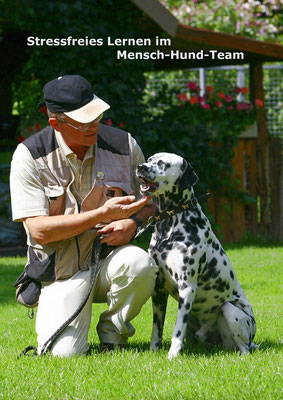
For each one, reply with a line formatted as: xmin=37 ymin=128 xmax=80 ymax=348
xmin=206 ymin=85 xmax=213 ymax=92
xmin=225 ymin=94 xmax=234 ymax=103
xmin=218 ymin=91 xmax=225 ymax=99
xmin=39 ymin=106 xmax=48 ymax=115
xmin=17 ymin=134 xmax=25 ymax=143
xmin=35 ymin=123 xmax=41 ymax=131
xmin=106 ymin=118 xmax=112 ymax=126
xmin=255 ymin=99 xmax=263 ymax=107
xmin=226 ymin=106 xmax=234 ymax=110
xmin=240 ymin=87 xmax=249 ymax=94
xmin=216 ymin=100 xmax=223 ymax=108
xmin=119 ymin=122 xmax=124 ymax=127
xmin=177 ymin=93 xmax=189 ymax=102
xmin=187 ymin=82 xmax=197 ymax=91
xmin=190 ymin=96 xmax=198 ymax=105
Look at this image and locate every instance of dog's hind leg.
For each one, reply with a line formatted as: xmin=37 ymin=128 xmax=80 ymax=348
xmin=150 ymin=280 xmax=169 ymax=351
xmin=217 ymin=302 xmax=257 ymax=354
xmin=168 ymin=284 xmax=197 ymax=360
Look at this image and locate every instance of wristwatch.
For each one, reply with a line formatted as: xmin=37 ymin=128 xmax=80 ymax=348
xmin=129 ymin=215 xmax=143 ymax=229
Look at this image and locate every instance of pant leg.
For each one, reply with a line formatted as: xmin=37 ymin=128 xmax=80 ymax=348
xmin=36 ymin=270 xmax=94 ymax=357
xmin=95 ymin=244 xmax=158 ymax=344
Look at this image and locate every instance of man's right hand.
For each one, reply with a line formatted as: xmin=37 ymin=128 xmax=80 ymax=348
xmin=100 ymin=195 xmax=150 ymax=223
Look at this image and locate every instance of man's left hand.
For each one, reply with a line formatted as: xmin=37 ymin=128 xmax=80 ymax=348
xmin=97 ymin=218 xmax=138 ymax=246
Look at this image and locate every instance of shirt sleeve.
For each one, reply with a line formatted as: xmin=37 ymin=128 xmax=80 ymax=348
xmin=129 ymin=135 xmax=145 ymax=199
xmin=10 ymin=143 xmax=49 ymax=222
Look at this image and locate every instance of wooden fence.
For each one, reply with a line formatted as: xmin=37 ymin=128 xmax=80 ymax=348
xmin=208 ymin=136 xmax=282 ymax=242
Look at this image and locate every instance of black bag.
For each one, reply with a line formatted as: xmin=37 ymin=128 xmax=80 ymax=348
xmin=13 ymin=247 xmax=56 ymax=308
xmin=14 ymin=271 xmax=41 ymax=308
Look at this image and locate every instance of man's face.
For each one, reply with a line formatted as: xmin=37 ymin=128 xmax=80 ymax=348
xmin=56 ymin=114 xmax=100 ymax=148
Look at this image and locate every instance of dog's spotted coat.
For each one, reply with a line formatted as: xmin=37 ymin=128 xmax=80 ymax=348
xmin=136 ymin=153 xmax=256 ymax=359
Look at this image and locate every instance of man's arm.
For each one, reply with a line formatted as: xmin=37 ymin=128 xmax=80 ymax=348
xmin=25 ymin=195 xmax=150 ymax=245
xmin=97 ymin=136 xmax=155 ymax=246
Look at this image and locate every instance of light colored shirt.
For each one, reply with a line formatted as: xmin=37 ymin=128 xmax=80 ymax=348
xmin=10 ymin=129 xmax=145 ymax=222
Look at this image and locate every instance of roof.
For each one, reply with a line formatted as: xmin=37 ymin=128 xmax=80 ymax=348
xmin=131 ymin=0 xmax=283 ymax=69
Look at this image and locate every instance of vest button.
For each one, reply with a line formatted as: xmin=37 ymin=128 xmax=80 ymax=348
xmin=97 ymin=171 xmax=105 ymax=180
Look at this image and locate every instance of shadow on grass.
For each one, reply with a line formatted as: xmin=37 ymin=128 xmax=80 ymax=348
xmin=87 ymin=337 xmax=281 ymax=357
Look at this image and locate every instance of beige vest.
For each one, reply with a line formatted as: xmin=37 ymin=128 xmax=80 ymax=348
xmin=22 ymin=124 xmax=134 ymax=281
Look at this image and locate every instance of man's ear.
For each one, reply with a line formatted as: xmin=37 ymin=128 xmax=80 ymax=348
xmin=178 ymin=159 xmax=199 ymax=191
xmin=49 ymin=118 xmax=60 ymax=131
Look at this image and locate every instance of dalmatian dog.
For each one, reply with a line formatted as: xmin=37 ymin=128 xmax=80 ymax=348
xmin=136 ymin=152 xmax=257 ymax=360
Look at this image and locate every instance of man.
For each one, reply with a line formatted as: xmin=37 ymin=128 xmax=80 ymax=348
xmin=10 ymin=75 xmax=158 ymax=357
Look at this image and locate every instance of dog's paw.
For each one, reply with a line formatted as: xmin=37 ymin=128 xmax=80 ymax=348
xmin=150 ymin=341 xmax=161 ymax=351
xmin=168 ymin=337 xmax=182 ymax=360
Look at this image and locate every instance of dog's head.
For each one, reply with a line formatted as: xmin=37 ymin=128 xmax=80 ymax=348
xmin=136 ymin=152 xmax=198 ymax=198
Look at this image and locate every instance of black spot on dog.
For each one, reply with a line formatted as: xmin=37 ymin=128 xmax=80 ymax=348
xmin=189 ymin=259 xmax=195 ymax=265
xmin=176 ymin=330 xmax=181 ymax=337
xmin=183 ymin=313 xmax=189 ymax=323
xmin=199 ymin=253 xmax=206 ymax=265
xmin=178 ymin=297 xmax=184 ymax=309
xmin=191 ymin=269 xmax=195 ymax=277
xmin=230 ymin=270 xmax=235 ymax=280
xmin=191 ymin=247 xmax=197 ymax=255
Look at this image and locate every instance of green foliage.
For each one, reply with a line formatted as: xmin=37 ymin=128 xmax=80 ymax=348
xmin=7 ymin=0 xmax=154 ymax=136
xmin=162 ymin=0 xmax=283 ymax=43
xmin=139 ymin=78 xmax=257 ymax=201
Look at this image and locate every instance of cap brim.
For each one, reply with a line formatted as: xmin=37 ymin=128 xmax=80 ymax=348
xmin=64 ymin=95 xmax=110 ymax=123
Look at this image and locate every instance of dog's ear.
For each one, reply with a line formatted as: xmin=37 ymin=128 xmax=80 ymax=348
xmin=178 ymin=159 xmax=199 ymax=191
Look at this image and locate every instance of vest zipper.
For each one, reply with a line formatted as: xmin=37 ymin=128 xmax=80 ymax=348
xmin=75 ymin=236 xmax=81 ymax=270
xmin=75 ymin=201 xmax=81 ymax=269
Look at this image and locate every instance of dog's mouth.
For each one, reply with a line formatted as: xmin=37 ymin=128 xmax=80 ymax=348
xmin=139 ymin=177 xmax=158 ymax=194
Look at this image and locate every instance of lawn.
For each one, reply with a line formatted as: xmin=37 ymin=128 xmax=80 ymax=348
xmin=0 ymin=243 xmax=282 ymax=400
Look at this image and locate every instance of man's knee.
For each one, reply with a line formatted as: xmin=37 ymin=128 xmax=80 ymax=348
xmin=109 ymin=244 xmax=158 ymax=279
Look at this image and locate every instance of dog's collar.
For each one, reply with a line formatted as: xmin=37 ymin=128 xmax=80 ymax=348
xmin=135 ymin=192 xmax=212 ymax=238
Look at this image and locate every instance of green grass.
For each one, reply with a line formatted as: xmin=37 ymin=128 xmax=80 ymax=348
xmin=0 ymin=244 xmax=282 ymax=400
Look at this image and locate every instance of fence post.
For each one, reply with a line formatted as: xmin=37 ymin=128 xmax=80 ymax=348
xmin=249 ymin=62 xmax=270 ymax=236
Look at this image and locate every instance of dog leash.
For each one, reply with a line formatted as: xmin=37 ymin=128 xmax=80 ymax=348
xmin=17 ymin=236 xmax=101 ymax=358
xmin=135 ymin=193 xmax=212 ymax=238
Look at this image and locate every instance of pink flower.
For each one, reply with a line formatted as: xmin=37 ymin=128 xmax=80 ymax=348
xmin=225 ymin=94 xmax=234 ymax=103
xmin=187 ymin=81 xmax=197 ymax=91
xmin=106 ymin=118 xmax=112 ymax=126
xmin=177 ymin=93 xmax=189 ymax=102
xmin=216 ymin=100 xmax=223 ymax=108
xmin=201 ymin=103 xmax=211 ymax=109
xmin=226 ymin=106 xmax=234 ymax=110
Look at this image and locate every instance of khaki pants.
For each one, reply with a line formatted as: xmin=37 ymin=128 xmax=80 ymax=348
xmin=36 ymin=245 xmax=158 ymax=357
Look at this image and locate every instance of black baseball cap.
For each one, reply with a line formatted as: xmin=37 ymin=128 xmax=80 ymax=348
xmin=42 ymin=75 xmax=110 ymax=123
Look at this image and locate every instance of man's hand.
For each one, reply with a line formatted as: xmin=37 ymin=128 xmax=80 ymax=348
xmin=97 ymin=218 xmax=138 ymax=246
xmin=100 ymin=195 xmax=150 ymax=223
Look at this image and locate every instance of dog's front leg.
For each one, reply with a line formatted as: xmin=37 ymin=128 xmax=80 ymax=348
xmin=168 ymin=284 xmax=197 ymax=360
xmin=150 ymin=278 xmax=169 ymax=351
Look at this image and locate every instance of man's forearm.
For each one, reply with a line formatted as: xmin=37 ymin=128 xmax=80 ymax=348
xmin=25 ymin=208 xmax=106 ymax=245
xmin=25 ymin=195 xmax=150 ymax=245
